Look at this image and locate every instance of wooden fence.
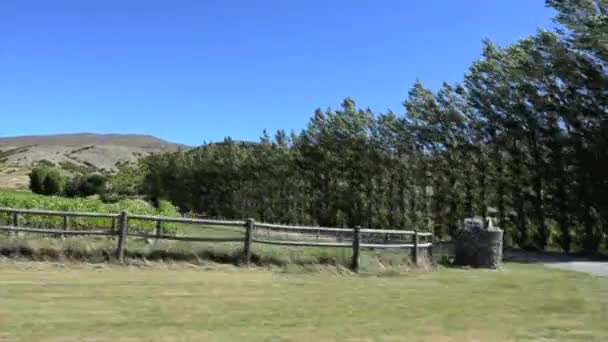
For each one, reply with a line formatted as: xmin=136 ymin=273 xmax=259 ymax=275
xmin=0 ymin=207 xmax=433 ymax=272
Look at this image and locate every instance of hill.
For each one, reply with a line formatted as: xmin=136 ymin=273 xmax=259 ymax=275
xmin=0 ymin=133 xmax=185 ymax=189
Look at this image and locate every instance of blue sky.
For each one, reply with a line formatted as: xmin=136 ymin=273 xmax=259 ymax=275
xmin=0 ymin=1 xmax=556 ymax=145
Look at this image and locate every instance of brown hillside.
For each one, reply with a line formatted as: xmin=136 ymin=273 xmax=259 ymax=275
xmin=0 ymin=133 xmax=182 ymax=148
xmin=0 ymin=133 xmax=185 ymax=189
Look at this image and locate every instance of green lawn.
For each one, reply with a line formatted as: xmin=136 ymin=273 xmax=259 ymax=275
xmin=0 ymin=262 xmax=606 ymax=341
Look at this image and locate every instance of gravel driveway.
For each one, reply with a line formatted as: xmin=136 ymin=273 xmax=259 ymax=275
xmin=504 ymin=249 xmax=608 ymax=277
xmin=544 ymin=262 xmax=608 ymax=277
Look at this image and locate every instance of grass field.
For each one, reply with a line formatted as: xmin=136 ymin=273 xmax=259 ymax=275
xmin=0 ymin=262 xmax=606 ymax=341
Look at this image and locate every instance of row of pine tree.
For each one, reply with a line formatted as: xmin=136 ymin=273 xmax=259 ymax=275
xmin=141 ymin=1 xmax=608 ymax=253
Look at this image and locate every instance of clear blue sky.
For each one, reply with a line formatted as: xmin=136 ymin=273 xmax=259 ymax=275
xmin=1 ymin=1 xmax=556 ymax=146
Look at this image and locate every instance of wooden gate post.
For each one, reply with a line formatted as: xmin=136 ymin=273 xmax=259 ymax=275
xmin=116 ymin=211 xmax=128 ymax=263
xmin=244 ymin=218 xmax=255 ymax=266
xmin=351 ymin=226 xmax=361 ymax=272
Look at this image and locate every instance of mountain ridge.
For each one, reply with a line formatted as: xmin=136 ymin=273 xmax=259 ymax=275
xmin=0 ymin=133 xmax=186 ymax=148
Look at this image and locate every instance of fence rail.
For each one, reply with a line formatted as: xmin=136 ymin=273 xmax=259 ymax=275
xmin=128 ymin=214 xmax=246 ymax=227
xmin=255 ymin=222 xmax=352 ymax=233
xmin=0 ymin=207 xmax=433 ymax=271
xmin=0 ymin=225 xmax=112 ymax=236
xmin=0 ymin=207 xmax=118 ymax=218
xmin=252 ymin=239 xmax=353 ymax=248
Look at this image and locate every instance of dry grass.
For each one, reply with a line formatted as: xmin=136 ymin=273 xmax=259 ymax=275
xmin=0 ymin=166 xmax=29 ymax=189
xmin=0 ymin=234 xmax=416 ymax=274
xmin=0 ymin=222 xmax=421 ymax=273
xmin=0 ymin=261 xmax=606 ymax=341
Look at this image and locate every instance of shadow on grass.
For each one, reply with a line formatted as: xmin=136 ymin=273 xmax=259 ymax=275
xmin=503 ymin=247 xmax=608 ymax=264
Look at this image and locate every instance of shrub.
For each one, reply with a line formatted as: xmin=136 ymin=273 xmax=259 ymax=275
xmin=0 ymin=190 xmax=180 ymax=232
xmin=64 ymin=176 xmax=81 ymax=198
xmin=79 ymin=174 xmax=107 ymax=196
xmin=29 ymin=167 xmax=65 ymax=196
xmin=108 ymin=164 xmax=143 ymax=196
xmin=29 ymin=167 xmax=47 ymax=194
xmin=41 ymin=169 xmax=64 ymax=196
xmin=64 ymin=174 xmax=108 ymax=198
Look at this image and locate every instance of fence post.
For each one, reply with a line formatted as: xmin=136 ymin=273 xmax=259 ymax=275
xmin=429 ymin=228 xmax=434 ymax=264
xmin=352 ymin=226 xmax=361 ymax=272
xmin=111 ymin=217 xmax=116 ymax=235
xmin=412 ymin=230 xmax=419 ymax=266
xmin=116 ymin=211 xmax=128 ymax=263
xmin=1 ymin=212 xmax=5 ymax=236
xmin=155 ymin=219 xmax=162 ymax=243
xmin=11 ymin=211 xmax=20 ymax=237
xmin=62 ymin=215 xmax=70 ymax=240
xmin=244 ymin=218 xmax=254 ymax=266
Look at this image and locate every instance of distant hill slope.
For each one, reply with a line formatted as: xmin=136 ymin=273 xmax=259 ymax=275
xmin=0 ymin=133 xmax=185 ymax=189
xmin=0 ymin=133 xmax=182 ymax=148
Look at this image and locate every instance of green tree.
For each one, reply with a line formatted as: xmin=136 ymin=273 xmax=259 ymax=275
xmin=135 ymin=1 xmax=607 ymax=253
xmin=29 ymin=167 xmax=47 ymax=194
xmin=40 ymin=169 xmax=64 ymax=196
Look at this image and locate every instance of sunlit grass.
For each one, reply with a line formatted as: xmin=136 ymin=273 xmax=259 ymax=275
xmin=0 ymin=262 xmax=605 ymax=341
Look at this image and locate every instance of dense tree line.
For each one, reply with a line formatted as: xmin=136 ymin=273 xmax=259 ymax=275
xmin=141 ymin=1 xmax=608 ymax=252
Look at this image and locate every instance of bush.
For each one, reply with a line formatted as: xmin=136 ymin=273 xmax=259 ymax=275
xmin=0 ymin=190 xmax=181 ymax=232
xmin=41 ymin=169 xmax=64 ymax=196
xmin=29 ymin=168 xmax=47 ymax=194
xmin=29 ymin=167 xmax=65 ymax=196
xmin=65 ymin=174 xmax=107 ymax=198
xmin=108 ymin=163 xmax=143 ymax=196
xmin=64 ymin=176 xmax=81 ymax=198
xmin=79 ymin=174 xmax=107 ymax=196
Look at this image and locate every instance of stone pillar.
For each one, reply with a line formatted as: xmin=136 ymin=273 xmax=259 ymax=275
xmin=454 ymin=228 xmax=503 ymax=269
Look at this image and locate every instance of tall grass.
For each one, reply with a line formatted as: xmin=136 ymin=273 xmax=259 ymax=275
xmin=0 ymin=235 xmax=417 ymax=273
xmin=0 ymin=191 xmax=421 ymax=273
